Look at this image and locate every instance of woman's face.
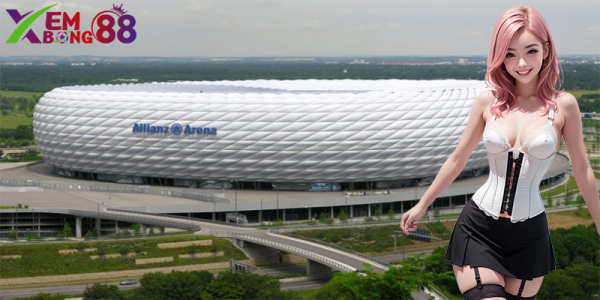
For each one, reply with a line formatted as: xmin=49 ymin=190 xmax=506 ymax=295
xmin=503 ymin=29 xmax=549 ymax=84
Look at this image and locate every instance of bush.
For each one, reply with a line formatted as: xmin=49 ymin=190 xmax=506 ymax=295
xmin=76 ymin=242 xmax=86 ymax=251
xmin=388 ymin=208 xmax=395 ymax=220
xmin=338 ymin=209 xmax=347 ymax=223
xmin=8 ymin=229 xmax=17 ymax=240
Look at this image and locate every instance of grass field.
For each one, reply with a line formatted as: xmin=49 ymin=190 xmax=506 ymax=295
xmin=564 ymin=89 xmax=600 ymax=99
xmin=0 ymin=115 xmax=33 ymax=129
xmin=0 ymin=91 xmax=44 ymax=98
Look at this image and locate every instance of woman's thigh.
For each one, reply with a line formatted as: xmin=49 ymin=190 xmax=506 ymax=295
xmin=453 ymin=264 xmax=505 ymax=294
xmin=504 ymin=275 xmax=544 ymax=298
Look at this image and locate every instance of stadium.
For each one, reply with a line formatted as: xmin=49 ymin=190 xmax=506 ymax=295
xmin=1 ymin=79 xmax=567 ymax=228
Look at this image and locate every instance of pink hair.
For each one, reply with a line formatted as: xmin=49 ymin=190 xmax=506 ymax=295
xmin=484 ymin=6 xmax=564 ymax=118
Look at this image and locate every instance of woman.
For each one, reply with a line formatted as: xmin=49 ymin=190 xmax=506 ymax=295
xmin=400 ymin=6 xmax=600 ymax=300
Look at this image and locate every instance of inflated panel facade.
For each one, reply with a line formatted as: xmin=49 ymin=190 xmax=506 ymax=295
xmin=33 ymin=80 xmax=491 ymax=183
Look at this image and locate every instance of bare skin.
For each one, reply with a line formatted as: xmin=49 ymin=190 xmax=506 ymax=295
xmin=457 ymin=28 xmax=552 ymax=299
xmin=402 ymin=26 xmax=600 ymax=298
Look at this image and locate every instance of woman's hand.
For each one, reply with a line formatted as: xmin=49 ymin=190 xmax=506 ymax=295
xmin=400 ymin=203 xmax=428 ymax=235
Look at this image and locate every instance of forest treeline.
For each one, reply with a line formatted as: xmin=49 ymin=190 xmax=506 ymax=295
xmin=1 ymin=62 xmax=599 ymax=92
xmin=17 ymin=223 xmax=600 ymax=300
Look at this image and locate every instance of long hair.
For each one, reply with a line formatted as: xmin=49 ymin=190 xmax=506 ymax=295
xmin=484 ymin=6 xmax=564 ymax=117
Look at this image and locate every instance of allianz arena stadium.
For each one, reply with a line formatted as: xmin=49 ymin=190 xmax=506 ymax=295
xmin=33 ymin=79 xmax=498 ymax=192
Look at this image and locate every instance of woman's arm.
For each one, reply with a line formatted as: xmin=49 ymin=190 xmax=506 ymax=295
xmin=561 ymin=92 xmax=600 ymax=235
xmin=416 ymin=90 xmax=490 ymax=209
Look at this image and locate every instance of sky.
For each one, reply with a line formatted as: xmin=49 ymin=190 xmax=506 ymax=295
xmin=0 ymin=0 xmax=598 ymax=57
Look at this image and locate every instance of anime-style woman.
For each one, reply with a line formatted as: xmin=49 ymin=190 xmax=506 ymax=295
xmin=400 ymin=6 xmax=600 ymax=300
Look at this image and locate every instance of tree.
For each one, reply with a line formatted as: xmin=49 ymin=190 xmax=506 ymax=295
xmin=84 ymin=230 xmax=96 ymax=240
xmin=204 ymin=280 xmax=245 ymax=300
xmin=138 ymin=270 xmax=214 ymax=300
xmin=546 ymin=192 xmax=553 ymax=208
xmin=338 ymin=209 xmax=347 ymax=223
xmin=63 ymin=223 xmax=73 ymax=238
xmin=314 ymin=267 xmax=415 ymax=300
xmin=132 ymin=223 xmax=142 ymax=237
xmin=375 ymin=208 xmax=382 ymax=220
xmin=9 ymin=228 xmax=17 ymax=240
xmin=82 ymin=282 xmax=120 ymax=300
xmin=387 ymin=208 xmax=395 ymax=220
xmin=27 ymin=293 xmax=67 ymax=300
xmin=319 ymin=212 xmax=327 ymax=224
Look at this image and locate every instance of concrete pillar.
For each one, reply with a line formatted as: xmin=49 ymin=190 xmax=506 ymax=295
xmin=160 ymin=227 xmax=165 ymax=234
xmin=307 ymin=260 xmax=332 ymax=279
xmin=307 ymin=207 xmax=312 ymax=221
xmin=259 ymin=209 xmax=262 ymax=223
xmin=330 ymin=206 xmax=334 ymax=218
xmin=140 ymin=224 xmax=147 ymax=235
xmin=115 ymin=220 xmax=119 ymax=233
xmin=449 ymin=197 xmax=453 ymax=207
xmin=401 ymin=202 xmax=404 ymax=214
xmin=350 ymin=205 xmax=353 ymax=218
xmin=282 ymin=209 xmax=286 ymax=222
xmin=95 ymin=218 xmax=101 ymax=236
xmin=75 ymin=217 xmax=82 ymax=239
xmin=368 ymin=204 xmax=371 ymax=217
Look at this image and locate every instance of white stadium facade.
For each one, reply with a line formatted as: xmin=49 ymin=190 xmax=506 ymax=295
xmin=32 ymin=79 xmax=567 ymax=197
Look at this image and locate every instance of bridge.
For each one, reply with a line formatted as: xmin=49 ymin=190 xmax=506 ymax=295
xmin=2 ymin=206 xmax=390 ymax=278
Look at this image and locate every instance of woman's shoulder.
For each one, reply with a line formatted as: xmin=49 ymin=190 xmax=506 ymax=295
xmin=555 ymin=91 xmax=578 ymax=114
xmin=476 ymin=89 xmax=497 ymax=105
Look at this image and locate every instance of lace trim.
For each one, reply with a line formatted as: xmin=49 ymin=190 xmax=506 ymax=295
xmin=486 ymin=118 xmax=559 ymax=157
xmin=521 ymin=123 xmax=559 ymax=157
xmin=475 ymin=200 xmax=530 ymax=223
xmin=484 ymin=119 xmax=512 ymax=152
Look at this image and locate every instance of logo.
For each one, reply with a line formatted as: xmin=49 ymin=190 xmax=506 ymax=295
xmin=132 ymin=123 xmax=218 ymax=136
xmin=6 ymin=4 xmax=136 ymax=44
xmin=171 ymin=123 xmax=183 ymax=135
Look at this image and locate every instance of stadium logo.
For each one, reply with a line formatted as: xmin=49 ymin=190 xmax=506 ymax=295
xmin=132 ymin=123 xmax=217 ymax=136
xmin=5 ymin=4 xmax=136 ymax=44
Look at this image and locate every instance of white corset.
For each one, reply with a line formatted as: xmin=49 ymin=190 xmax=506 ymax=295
xmin=472 ymin=93 xmax=559 ymax=223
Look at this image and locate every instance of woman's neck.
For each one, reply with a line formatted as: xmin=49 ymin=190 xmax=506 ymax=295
xmin=513 ymin=76 xmax=539 ymax=102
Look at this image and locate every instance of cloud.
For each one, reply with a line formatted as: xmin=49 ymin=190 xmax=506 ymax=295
xmin=586 ymin=26 xmax=600 ymax=32
xmin=352 ymin=22 xmax=402 ymax=31
xmin=43 ymin=1 xmax=104 ymax=13
xmin=0 ymin=2 xmax=23 ymax=9
xmin=300 ymin=19 xmax=321 ymax=28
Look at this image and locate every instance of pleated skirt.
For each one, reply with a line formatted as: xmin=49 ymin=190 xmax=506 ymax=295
xmin=444 ymin=198 xmax=556 ymax=280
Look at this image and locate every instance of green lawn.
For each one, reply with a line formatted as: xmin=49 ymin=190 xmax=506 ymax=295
xmin=0 ymin=235 xmax=247 ymax=279
xmin=564 ymin=89 xmax=600 ymax=99
xmin=0 ymin=114 xmax=33 ymax=129
xmin=0 ymin=91 xmax=44 ymax=98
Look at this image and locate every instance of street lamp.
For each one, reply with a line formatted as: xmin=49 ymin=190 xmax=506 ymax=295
xmin=344 ymin=195 xmax=348 ymax=216
xmin=213 ymin=199 xmax=217 ymax=221
xmin=276 ymin=191 xmax=280 ymax=221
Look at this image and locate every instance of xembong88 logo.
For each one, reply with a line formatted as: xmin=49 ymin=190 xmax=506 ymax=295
xmin=6 ymin=3 xmax=137 ymax=44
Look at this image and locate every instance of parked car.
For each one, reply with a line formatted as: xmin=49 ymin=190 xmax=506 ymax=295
xmin=119 ymin=279 xmax=138 ymax=286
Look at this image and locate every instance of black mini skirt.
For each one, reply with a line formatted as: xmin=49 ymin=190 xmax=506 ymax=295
xmin=445 ymin=198 xmax=556 ymax=280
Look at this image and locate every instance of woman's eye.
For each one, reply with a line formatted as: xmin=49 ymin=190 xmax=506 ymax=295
xmin=506 ymin=50 xmax=538 ymax=58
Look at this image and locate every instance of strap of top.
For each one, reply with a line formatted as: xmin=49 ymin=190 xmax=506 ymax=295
xmin=491 ymin=97 xmax=498 ymax=121
xmin=547 ymin=93 xmax=556 ymax=126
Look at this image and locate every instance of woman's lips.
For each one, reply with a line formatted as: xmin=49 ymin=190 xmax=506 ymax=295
xmin=516 ymin=68 xmax=532 ymax=76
